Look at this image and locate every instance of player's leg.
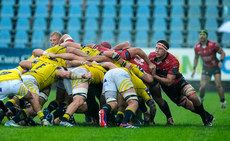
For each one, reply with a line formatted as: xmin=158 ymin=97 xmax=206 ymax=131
xmin=149 ymin=84 xmax=174 ymax=125
xmin=119 ymin=88 xmax=139 ymax=128
xmin=214 ymin=73 xmax=226 ymax=109
xmin=85 ymin=84 xmax=102 ymax=123
xmin=99 ymin=100 xmax=117 ymax=127
xmin=181 ymin=84 xmax=213 ymax=126
xmin=60 ymin=82 xmax=88 ymax=127
xmin=199 ymin=74 xmax=211 ymax=103
xmin=115 ymin=94 xmax=126 ymax=126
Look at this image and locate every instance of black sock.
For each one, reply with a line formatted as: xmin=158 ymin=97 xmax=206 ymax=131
xmin=220 ymin=98 xmax=226 ymax=103
xmin=102 ymin=104 xmax=112 ymax=115
xmin=139 ymin=99 xmax=147 ymax=113
xmin=0 ymin=101 xmax=8 ymax=113
xmin=53 ymin=107 xmax=65 ymax=119
xmin=122 ymin=109 xmax=135 ymax=124
xmin=47 ymin=100 xmax=59 ymax=113
xmin=11 ymin=109 xmax=28 ymax=123
xmin=158 ymin=101 xmax=172 ymax=119
xmin=194 ymin=104 xmax=207 ymax=123
xmin=54 ymin=102 xmax=68 ymax=119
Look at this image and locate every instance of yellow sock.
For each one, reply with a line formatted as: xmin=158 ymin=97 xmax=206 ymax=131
xmin=63 ymin=113 xmax=71 ymax=120
xmin=37 ymin=110 xmax=45 ymax=119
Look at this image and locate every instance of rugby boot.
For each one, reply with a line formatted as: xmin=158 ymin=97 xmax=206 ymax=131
xmin=99 ymin=109 xmax=107 ymax=128
xmin=120 ymin=123 xmax=139 ymax=128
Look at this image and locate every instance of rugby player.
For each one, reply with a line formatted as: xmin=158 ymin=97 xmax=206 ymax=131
xmin=149 ymin=40 xmax=214 ymax=126
xmin=191 ymin=30 xmax=226 ymax=109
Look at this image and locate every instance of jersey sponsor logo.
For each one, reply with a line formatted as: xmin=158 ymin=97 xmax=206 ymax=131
xmin=0 ymin=71 xmax=12 ymax=76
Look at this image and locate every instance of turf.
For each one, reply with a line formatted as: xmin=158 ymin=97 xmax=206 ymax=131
xmin=0 ymin=91 xmax=230 ymax=141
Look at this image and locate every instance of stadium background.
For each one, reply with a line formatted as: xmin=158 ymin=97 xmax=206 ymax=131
xmin=0 ymin=0 xmax=230 ymax=91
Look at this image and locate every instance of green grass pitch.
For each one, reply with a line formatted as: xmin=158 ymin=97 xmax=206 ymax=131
xmin=0 ymin=90 xmax=230 ymax=141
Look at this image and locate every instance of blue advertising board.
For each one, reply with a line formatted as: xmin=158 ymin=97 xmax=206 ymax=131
xmin=0 ymin=48 xmax=33 ymax=70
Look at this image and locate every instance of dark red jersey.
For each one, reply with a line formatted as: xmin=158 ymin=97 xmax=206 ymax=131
xmin=128 ymin=55 xmax=150 ymax=74
xmin=194 ymin=40 xmax=220 ymax=68
xmin=116 ymin=49 xmax=150 ymax=74
xmin=148 ymin=52 xmax=182 ymax=85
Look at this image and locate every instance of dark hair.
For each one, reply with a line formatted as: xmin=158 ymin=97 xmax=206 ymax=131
xmin=157 ymin=40 xmax=169 ymax=49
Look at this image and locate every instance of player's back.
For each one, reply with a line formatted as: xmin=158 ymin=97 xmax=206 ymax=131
xmin=80 ymin=45 xmax=102 ymax=56
xmin=46 ymin=45 xmax=67 ymax=54
xmin=23 ymin=60 xmax=62 ymax=90
xmin=36 ymin=55 xmax=67 ymax=68
xmin=0 ymin=68 xmax=22 ymax=82
xmin=80 ymin=63 xmax=107 ymax=84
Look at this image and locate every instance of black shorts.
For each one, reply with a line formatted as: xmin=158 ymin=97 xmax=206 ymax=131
xmin=202 ymin=66 xmax=221 ymax=77
xmin=161 ymin=77 xmax=189 ymax=104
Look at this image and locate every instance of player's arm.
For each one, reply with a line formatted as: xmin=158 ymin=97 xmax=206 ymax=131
xmin=33 ymin=49 xmax=46 ymax=57
xmin=103 ymin=51 xmax=127 ymax=67
xmin=217 ymin=48 xmax=226 ymax=68
xmin=153 ymin=73 xmax=176 ymax=87
xmin=66 ymin=60 xmax=92 ymax=68
xmin=66 ymin=47 xmax=89 ymax=57
xmin=86 ymin=55 xmax=113 ymax=62
xmin=191 ymin=53 xmax=199 ymax=78
xmin=127 ymin=47 xmax=155 ymax=72
xmin=56 ymin=69 xmax=92 ymax=79
xmin=113 ymin=41 xmax=131 ymax=50
xmin=131 ymin=64 xmax=153 ymax=83
xmin=93 ymin=61 xmax=118 ymax=69
xmin=49 ymin=52 xmax=85 ymax=61
xmin=218 ymin=48 xmax=226 ymax=62
xmin=19 ymin=60 xmax=33 ymax=70
xmin=60 ymin=42 xmax=81 ymax=49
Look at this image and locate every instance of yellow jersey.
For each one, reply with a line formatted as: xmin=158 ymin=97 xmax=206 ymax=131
xmin=36 ymin=55 xmax=67 ymax=68
xmin=80 ymin=63 xmax=107 ymax=84
xmin=46 ymin=45 xmax=67 ymax=54
xmin=123 ymin=67 xmax=152 ymax=101
xmin=0 ymin=68 xmax=22 ymax=83
xmin=113 ymin=60 xmax=146 ymax=79
xmin=80 ymin=44 xmax=102 ymax=56
xmin=23 ymin=60 xmax=63 ymax=90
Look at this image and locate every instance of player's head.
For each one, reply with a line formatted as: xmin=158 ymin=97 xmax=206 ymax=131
xmin=50 ymin=31 xmax=62 ymax=47
xmin=100 ymin=42 xmax=112 ymax=49
xmin=155 ymin=40 xmax=169 ymax=58
xmin=199 ymin=29 xmax=208 ymax=41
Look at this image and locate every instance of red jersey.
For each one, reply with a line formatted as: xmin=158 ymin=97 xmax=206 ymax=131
xmin=194 ymin=40 xmax=220 ymax=68
xmin=95 ymin=46 xmax=151 ymax=74
xmin=128 ymin=55 xmax=150 ymax=74
xmin=116 ymin=49 xmax=150 ymax=74
xmin=148 ymin=52 xmax=182 ymax=85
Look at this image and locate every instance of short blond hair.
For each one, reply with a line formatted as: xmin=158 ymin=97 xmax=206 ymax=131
xmin=50 ymin=31 xmax=62 ymax=39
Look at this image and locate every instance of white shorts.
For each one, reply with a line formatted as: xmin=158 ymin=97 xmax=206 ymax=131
xmin=63 ymin=78 xmax=72 ymax=95
xmin=64 ymin=67 xmax=88 ymax=95
xmin=103 ymin=68 xmax=133 ymax=93
xmin=71 ymin=67 xmax=88 ymax=88
xmin=0 ymin=80 xmax=28 ymax=100
xmin=21 ymin=75 xmax=39 ymax=95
